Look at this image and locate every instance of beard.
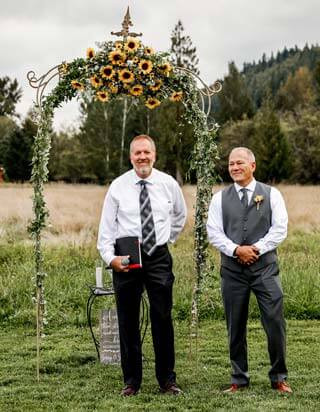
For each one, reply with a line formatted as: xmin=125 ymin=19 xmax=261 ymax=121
xmin=134 ymin=161 xmax=154 ymax=178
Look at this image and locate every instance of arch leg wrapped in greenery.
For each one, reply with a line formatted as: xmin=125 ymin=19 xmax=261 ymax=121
xmin=28 ymin=8 xmax=221 ymax=379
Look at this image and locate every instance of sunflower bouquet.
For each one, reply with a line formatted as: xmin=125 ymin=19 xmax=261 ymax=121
xmin=62 ymin=37 xmax=184 ymax=109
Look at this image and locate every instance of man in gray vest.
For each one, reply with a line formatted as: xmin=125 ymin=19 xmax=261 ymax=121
xmin=207 ymin=147 xmax=292 ymax=394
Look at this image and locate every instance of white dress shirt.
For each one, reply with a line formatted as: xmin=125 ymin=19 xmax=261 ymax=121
xmin=206 ymin=179 xmax=288 ymax=257
xmin=97 ymin=168 xmax=187 ymax=265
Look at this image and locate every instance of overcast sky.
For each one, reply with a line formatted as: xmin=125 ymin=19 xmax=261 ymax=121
xmin=1 ymin=0 xmax=319 ymax=130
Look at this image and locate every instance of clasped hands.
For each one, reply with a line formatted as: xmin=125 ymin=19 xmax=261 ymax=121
xmin=235 ymin=245 xmax=260 ymax=265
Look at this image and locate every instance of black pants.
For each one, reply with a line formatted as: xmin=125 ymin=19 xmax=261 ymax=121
xmin=113 ymin=244 xmax=176 ymax=389
xmin=221 ymin=262 xmax=288 ymax=385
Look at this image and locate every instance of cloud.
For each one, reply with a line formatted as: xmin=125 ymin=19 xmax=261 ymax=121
xmin=1 ymin=0 xmax=319 ymax=129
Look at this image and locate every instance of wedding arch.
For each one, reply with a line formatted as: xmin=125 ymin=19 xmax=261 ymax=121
xmin=28 ymin=8 xmax=221 ymax=379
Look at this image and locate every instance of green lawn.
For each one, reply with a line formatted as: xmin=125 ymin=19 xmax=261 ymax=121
xmin=0 ymin=320 xmax=319 ymax=411
xmin=0 ymin=231 xmax=319 ymax=410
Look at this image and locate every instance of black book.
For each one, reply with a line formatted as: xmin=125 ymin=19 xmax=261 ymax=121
xmin=115 ymin=236 xmax=142 ymax=269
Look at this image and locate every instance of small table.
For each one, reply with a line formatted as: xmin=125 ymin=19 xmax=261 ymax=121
xmin=86 ymin=285 xmax=115 ymax=360
xmin=86 ymin=285 xmax=149 ymax=361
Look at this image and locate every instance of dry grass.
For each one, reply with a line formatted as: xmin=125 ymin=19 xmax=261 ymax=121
xmin=0 ymin=182 xmax=319 ymax=244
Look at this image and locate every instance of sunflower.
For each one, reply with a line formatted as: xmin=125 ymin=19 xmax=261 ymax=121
xmin=100 ymin=65 xmax=115 ymax=79
xmin=115 ymin=41 xmax=124 ymax=50
xmin=119 ymin=68 xmax=135 ymax=83
xmin=71 ymin=80 xmax=84 ymax=91
xmin=145 ymin=97 xmax=161 ymax=109
xmin=169 ymin=91 xmax=183 ymax=102
xmin=96 ymin=91 xmax=109 ymax=102
xmin=133 ymin=57 xmax=139 ymax=63
xmin=130 ymin=84 xmax=143 ymax=96
xmin=149 ymin=79 xmax=162 ymax=91
xmin=125 ymin=37 xmax=140 ymax=53
xmin=59 ymin=62 xmax=69 ymax=75
xmin=159 ymin=62 xmax=172 ymax=75
xmin=139 ymin=60 xmax=153 ymax=74
xmin=144 ymin=46 xmax=154 ymax=56
xmin=109 ymin=85 xmax=119 ymax=94
xmin=86 ymin=48 xmax=95 ymax=59
xmin=90 ymin=75 xmax=102 ymax=88
xmin=108 ymin=50 xmax=126 ymax=65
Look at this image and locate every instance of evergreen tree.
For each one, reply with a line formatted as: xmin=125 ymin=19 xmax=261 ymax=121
xmin=49 ymin=129 xmax=88 ymax=183
xmin=275 ymin=66 xmax=316 ymax=111
xmin=0 ymin=76 xmax=22 ymax=117
xmin=77 ymin=97 xmax=149 ymax=183
xmin=252 ymin=100 xmax=291 ymax=182
xmin=0 ymin=116 xmax=17 ymax=165
xmin=313 ymin=61 xmax=320 ymax=104
xmin=170 ymin=20 xmax=199 ymax=75
xmin=283 ymin=108 xmax=320 ymax=183
xmin=215 ymin=62 xmax=254 ymax=124
xmin=3 ymin=114 xmax=37 ymax=181
xmin=155 ymin=20 xmax=201 ymax=184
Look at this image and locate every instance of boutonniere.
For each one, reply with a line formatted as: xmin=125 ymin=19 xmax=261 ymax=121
xmin=254 ymin=195 xmax=264 ymax=210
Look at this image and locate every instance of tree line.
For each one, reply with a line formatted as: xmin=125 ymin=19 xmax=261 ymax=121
xmin=0 ymin=28 xmax=319 ymax=184
xmin=212 ymin=44 xmax=320 ymax=184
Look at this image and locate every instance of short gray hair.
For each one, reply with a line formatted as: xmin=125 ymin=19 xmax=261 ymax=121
xmin=130 ymin=135 xmax=156 ymax=153
xmin=229 ymin=147 xmax=255 ymax=162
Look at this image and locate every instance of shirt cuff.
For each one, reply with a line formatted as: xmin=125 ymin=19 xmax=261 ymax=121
xmin=225 ymin=242 xmax=239 ymax=257
xmin=253 ymin=241 xmax=265 ymax=256
xmin=108 ymin=255 xmax=117 ymax=267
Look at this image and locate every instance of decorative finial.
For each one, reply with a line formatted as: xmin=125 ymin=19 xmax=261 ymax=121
xmin=111 ymin=6 xmax=143 ymax=41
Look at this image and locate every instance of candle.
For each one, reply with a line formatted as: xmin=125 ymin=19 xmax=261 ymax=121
xmin=95 ymin=261 xmax=103 ymax=288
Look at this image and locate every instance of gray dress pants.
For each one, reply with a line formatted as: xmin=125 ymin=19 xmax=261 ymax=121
xmin=221 ymin=262 xmax=288 ymax=385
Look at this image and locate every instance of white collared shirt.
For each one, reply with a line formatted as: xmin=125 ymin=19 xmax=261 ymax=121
xmin=97 ymin=168 xmax=187 ymax=265
xmin=206 ymin=179 xmax=288 ymax=257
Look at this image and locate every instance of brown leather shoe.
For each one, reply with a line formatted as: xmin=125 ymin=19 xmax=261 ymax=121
xmin=223 ymin=383 xmax=249 ymax=393
xmin=121 ymin=385 xmax=138 ymax=396
xmin=271 ymin=381 xmax=293 ymax=394
xmin=160 ymin=382 xmax=183 ymax=395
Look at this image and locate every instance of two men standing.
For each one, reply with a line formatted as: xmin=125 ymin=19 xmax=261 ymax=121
xmin=98 ymin=139 xmax=291 ymax=395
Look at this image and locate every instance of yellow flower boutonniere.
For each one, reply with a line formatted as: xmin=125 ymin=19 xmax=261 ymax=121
xmin=254 ymin=195 xmax=264 ymax=210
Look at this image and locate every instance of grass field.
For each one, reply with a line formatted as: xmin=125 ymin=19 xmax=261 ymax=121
xmin=0 ymin=183 xmax=319 ymax=410
xmin=0 ymin=320 xmax=319 ymax=411
xmin=0 ymin=183 xmax=319 ymax=244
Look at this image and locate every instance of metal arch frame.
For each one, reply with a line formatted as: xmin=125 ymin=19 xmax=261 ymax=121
xmin=27 ymin=65 xmax=61 ymax=111
xmin=27 ymin=64 xmax=221 ymax=128
xmin=175 ymin=66 xmax=222 ymax=128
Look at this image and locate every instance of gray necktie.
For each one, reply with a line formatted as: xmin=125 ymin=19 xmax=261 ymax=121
xmin=139 ymin=180 xmax=157 ymax=255
xmin=240 ymin=188 xmax=248 ymax=208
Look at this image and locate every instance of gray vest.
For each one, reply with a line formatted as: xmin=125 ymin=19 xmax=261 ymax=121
xmin=221 ymin=181 xmax=278 ymax=273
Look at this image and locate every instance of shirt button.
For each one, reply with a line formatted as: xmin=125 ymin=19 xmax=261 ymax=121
xmin=243 ymin=228 xmax=247 ymax=231
xmin=244 ymin=217 xmax=248 ymax=221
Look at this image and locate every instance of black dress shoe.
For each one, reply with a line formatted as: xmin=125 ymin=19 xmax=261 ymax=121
xmin=121 ymin=385 xmax=138 ymax=396
xmin=160 ymin=382 xmax=183 ymax=395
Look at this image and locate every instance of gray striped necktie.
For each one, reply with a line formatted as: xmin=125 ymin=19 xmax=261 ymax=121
xmin=240 ymin=188 xmax=248 ymax=208
xmin=139 ymin=180 xmax=157 ymax=255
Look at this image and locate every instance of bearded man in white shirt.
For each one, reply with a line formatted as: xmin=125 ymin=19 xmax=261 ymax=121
xmin=207 ymin=147 xmax=292 ymax=394
xmin=98 ymin=135 xmax=186 ymax=396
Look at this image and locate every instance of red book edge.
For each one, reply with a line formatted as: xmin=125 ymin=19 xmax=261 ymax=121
xmin=128 ymin=263 xmax=142 ymax=269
